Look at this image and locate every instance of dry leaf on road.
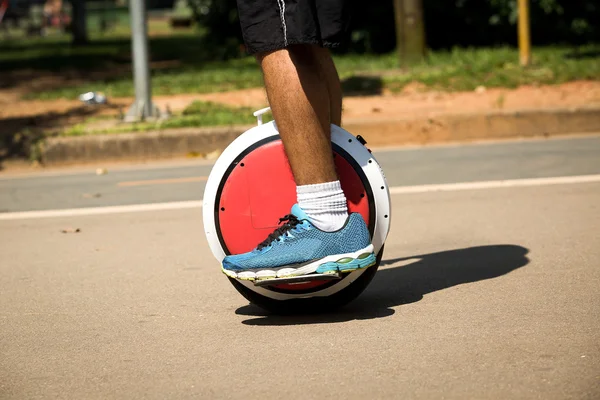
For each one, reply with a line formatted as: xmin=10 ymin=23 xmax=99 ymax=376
xmin=60 ymin=228 xmax=81 ymax=233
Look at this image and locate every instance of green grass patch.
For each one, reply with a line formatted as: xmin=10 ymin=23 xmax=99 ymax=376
xmin=60 ymin=101 xmax=258 ymax=136
xmin=375 ymin=46 xmax=600 ymax=92
xmin=1 ymin=29 xmax=598 ymax=101
xmin=28 ymin=60 xmax=263 ymax=100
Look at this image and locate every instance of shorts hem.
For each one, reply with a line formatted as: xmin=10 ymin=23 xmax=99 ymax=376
xmin=246 ymin=39 xmax=343 ymax=55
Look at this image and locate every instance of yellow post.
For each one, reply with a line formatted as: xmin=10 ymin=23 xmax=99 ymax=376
xmin=518 ymin=0 xmax=531 ymax=66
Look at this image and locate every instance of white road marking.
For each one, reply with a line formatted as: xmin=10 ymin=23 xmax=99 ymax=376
xmin=1 ymin=174 xmax=599 ymax=221
xmin=369 ymin=132 xmax=600 ymax=153
xmin=117 ymin=176 xmax=208 ymax=187
xmin=388 ymin=174 xmax=600 ymax=194
xmin=0 ymin=201 xmax=203 ymax=221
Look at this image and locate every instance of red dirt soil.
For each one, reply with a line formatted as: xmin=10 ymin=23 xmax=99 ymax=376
xmin=1 ymin=80 xmax=599 ymax=138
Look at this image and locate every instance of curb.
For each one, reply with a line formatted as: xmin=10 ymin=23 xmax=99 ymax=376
xmin=40 ymin=107 xmax=600 ymax=166
xmin=343 ymin=106 xmax=600 ymax=147
xmin=41 ymin=125 xmax=253 ymax=166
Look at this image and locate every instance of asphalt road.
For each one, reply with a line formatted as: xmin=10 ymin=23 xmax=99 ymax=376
xmin=1 ymin=136 xmax=599 ymax=399
xmin=1 ymin=135 xmax=600 ymax=213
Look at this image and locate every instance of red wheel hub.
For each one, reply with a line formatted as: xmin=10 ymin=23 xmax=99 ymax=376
xmin=218 ymin=139 xmax=371 ymax=290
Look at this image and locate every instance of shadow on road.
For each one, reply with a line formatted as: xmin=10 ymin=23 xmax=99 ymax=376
xmin=237 ymin=244 xmax=529 ymax=325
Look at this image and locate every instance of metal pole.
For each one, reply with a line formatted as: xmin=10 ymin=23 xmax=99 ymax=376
xmin=518 ymin=0 xmax=531 ymax=66
xmin=126 ymin=0 xmax=156 ymax=120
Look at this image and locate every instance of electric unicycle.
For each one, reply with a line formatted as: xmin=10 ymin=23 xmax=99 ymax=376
xmin=203 ymin=107 xmax=391 ymax=313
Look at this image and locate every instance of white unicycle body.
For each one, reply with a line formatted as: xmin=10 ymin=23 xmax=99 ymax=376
xmin=202 ymin=108 xmax=391 ymax=313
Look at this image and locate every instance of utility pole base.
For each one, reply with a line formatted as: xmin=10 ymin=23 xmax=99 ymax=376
xmin=124 ymin=101 xmax=165 ymax=123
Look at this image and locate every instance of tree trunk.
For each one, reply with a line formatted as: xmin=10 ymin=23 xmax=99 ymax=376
xmin=394 ymin=0 xmax=427 ymax=65
xmin=71 ymin=0 xmax=88 ymax=45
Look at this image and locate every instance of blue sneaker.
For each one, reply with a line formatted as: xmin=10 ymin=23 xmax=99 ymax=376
xmin=222 ymin=204 xmax=376 ymax=281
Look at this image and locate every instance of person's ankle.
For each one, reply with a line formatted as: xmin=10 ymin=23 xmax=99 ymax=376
xmin=296 ymin=181 xmax=348 ymax=232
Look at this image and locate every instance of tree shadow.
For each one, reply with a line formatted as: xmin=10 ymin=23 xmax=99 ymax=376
xmin=0 ymin=103 xmax=121 ymax=168
xmin=564 ymin=49 xmax=600 ymax=60
xmin=341 ymin=75 xmax=383 ymax=96
xmin=237 ymin=244 xmax=529 ymax=326
xmin=0 ymin=34 xmax=247 ymax=91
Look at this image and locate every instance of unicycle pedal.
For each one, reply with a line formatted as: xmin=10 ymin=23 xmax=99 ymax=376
xmin=253 ymin=272 xmax=342 ymax=287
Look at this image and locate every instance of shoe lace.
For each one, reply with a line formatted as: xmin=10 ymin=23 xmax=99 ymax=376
xmin=256 ymin=214 xmax=301 ymax=250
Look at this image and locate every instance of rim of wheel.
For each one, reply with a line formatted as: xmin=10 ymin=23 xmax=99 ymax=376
xmin=203 ymin=121 xmax=391 ymax=300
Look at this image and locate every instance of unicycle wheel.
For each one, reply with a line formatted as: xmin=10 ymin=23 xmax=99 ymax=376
xmin=228 ymin=246 xmax=384 ymax=314
xmin=203 ymin=119 xmax=391 ymax=315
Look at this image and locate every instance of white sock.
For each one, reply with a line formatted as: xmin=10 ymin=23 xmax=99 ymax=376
xmin=296 ymin=181 xmax=349 ymax=232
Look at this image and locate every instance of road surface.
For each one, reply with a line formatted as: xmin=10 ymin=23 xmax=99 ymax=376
xmin=1 ymin=135 xmax=599 ymax=399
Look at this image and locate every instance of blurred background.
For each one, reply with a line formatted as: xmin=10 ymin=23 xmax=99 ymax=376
xmin=1 ymin=7 xmax=599 ymax=393
xmin=0 ymin=0 xmax=599 ymax=166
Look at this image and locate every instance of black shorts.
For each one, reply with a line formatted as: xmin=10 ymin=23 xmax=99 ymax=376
xmin=236 ymin=0 xmax=351 ymax=55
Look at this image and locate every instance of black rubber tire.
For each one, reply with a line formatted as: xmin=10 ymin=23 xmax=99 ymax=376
xmin=228 ymin=246 xmax=384 ymax=315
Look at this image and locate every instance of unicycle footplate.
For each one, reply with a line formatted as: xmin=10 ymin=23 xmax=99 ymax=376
xmin=252 ymin=272 xmax=342 ymax=287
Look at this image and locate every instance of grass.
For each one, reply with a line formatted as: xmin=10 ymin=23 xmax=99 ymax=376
xmin=376 ymin=46 xmax=600 ymax=92
xmin=0 ymin=31 xmax=262 ymax=99
xmin=27 ymin=59 xmax=264 ymax=100
xmin=61 ymin=101 xmax=260 ymax=136
xmin=1 ymin=26 xmax=598 ymax=101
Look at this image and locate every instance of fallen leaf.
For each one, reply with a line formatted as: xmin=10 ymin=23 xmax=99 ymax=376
xmin=61 ymin=228 xmax=81 ymax=233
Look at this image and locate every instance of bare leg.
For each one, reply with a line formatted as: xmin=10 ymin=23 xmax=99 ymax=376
xmin=311 ymin=46 xmax=343 ymax=127
xmin=257 ymin=44 xmax=338 ymax=186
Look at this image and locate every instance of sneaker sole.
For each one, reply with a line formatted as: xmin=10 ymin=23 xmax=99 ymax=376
xmin=221 ymin=244 xmax=375 ymax=282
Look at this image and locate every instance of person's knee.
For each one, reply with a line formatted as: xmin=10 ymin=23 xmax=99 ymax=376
xmin=288 ymin=44 xmax=320 ymax=66
xmin=256 ymin=45 xmax=320 ymax=68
